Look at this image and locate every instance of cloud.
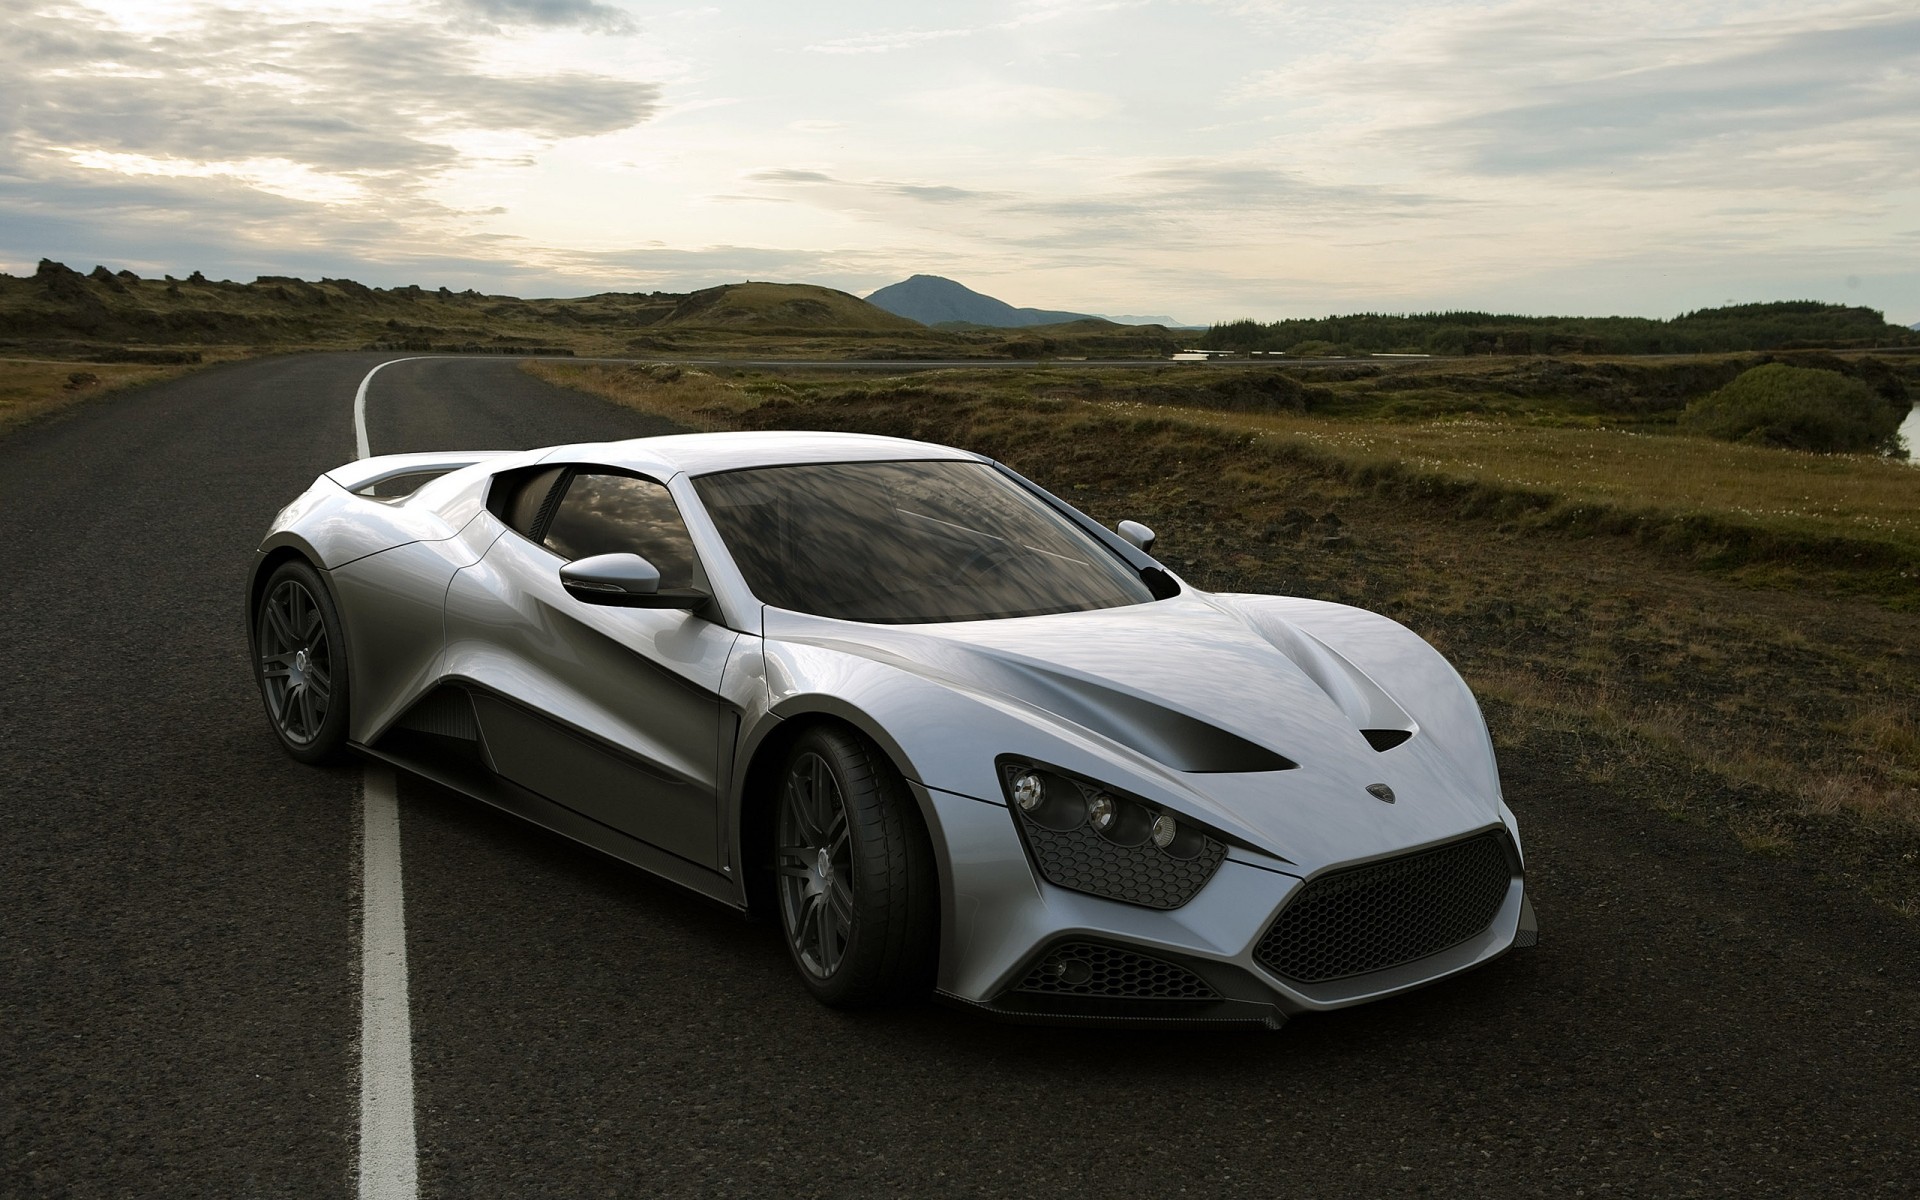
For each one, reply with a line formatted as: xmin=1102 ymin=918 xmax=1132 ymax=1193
xmin=0 ymin=1 xmax=667 ymax=294
xmin=743 ymin=169 xmax=1004 ymax=207
xmin=440 ymin=0 xmax=638 ymax=34
xmin=747 ymin=169 xmax=838 ymax=184
xmin=886 ymin=184 xmax=995 ymax=204
xmin=1266 ymin=2 xmax=1920 ymax=190
xmin=1131 ymin=163 xmax=1445 ymax=212
xmin=0 ymin=3 xmax=661 ymax=246
xmin=12 ymin=13 xmax=658 ymax=171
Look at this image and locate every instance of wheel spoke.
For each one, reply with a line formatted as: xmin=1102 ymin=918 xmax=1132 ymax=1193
xmin=797 ymin=892 xmax=824 ymax=955
xmin=286 ymin=586 xmax=307 ymax=641
xmin=812 ymin=892 xmax=838 ymax=972
xmin=827 ymin=877 xmax=853 ymax=926
xmin=296 ymin=684 xmax=318 ymax=738
xmin=263 ymin=600 xmax=295 ymax=647
xmin=786 ymin=776 xmax=823 ymax=843
xmin=775 ymin=863 xmax=812 ymax=880
xmin=260 ymin=664 xmax=292 ymax=680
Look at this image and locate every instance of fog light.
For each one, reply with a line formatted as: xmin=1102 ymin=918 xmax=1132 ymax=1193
xmin=1099 ymin=797 xmax=1155 ymax=847
xmin=1150 ymin=813 xmax=1178 ymax=848
xmin=1045 ymin=955 xmax=1093 ymax=986
xmin=1011 ymin=772 xmax=1045 ymax=811
xmin=1085 ymin=792 xmax=1115 ymax=831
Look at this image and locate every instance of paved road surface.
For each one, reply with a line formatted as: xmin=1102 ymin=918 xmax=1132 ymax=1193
xmin=4 ymin=353 xmax=1916 ymax=1197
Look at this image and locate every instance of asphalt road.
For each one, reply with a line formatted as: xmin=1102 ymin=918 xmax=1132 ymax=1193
xmin=4 ymin=352 xmax=1917 ymax=1198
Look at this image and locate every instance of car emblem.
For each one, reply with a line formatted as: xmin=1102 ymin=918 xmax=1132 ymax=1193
xmin=1366 ymin=783 xmax=1396 ymax=804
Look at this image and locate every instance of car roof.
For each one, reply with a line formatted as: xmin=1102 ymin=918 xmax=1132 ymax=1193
xmin=532 ymin=430 xmax=984 ymax=478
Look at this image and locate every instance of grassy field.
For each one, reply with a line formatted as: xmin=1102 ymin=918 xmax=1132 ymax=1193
xmin=526 ymin=358 xmax=1920 ymax=916
xmin=0 ymin=357 xmax=218 ymax=435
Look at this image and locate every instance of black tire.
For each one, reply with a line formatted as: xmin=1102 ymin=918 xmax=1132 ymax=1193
xmin=773 ymin=726 xmax=936 ymax=1006
xmin=253 ymin=559 xmax=351 ymax=765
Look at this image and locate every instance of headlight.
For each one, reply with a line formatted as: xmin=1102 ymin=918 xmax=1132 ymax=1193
xmin=997 ymin=758 xmax=1228 ymax=909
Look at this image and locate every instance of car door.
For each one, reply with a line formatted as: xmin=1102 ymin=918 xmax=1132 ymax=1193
xmin=442 ymin=465 xmax=739 ymax=870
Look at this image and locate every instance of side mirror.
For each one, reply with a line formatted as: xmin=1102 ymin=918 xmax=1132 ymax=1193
xmin=560 ymin=553 xmax=708 ymax=610
xmin=1117 ymin=520 xmax=1157 ymax=553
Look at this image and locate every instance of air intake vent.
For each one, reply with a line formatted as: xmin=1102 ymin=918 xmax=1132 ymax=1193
xmin=393 ymin=687 xmax=479 ymax=740
xmin=1016 ymin=942 xmax=1219 ymax=1000
xmin=1361 ymin=728 xmax=1412 ymax=752
xmin=1255 ymin=832 xmax=1512 ymax=984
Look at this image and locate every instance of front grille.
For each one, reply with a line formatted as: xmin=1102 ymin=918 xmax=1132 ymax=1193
xmin=1254 ymin=832 xmax=1512 ymax=984
xmin=1016 ymin=942 xmax=1219 ymax=1000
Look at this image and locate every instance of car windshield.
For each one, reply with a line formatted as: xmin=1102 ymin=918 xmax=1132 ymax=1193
xmin=693 ymin=459 xmax=1157 ymax=624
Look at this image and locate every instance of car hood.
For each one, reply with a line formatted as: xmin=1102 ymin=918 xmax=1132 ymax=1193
xmin=764 ymin=595 xmax=1504 ymax=872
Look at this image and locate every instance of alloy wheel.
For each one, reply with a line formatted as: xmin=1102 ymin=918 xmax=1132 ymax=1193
xmin=257 ymin=579 xmax=333 ymax=745
xmin=776 ymin=750 xmax=855 ymax=979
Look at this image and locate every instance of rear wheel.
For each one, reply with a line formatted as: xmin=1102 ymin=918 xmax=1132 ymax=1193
xmin=254 ymin=560 xmax=350 ymax=764
xmin=774 ymin=726 xmax=935 ymax=1006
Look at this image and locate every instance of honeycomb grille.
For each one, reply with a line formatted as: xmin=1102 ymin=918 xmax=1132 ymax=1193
xmin=1255 ymin=832 xmax=1512 ymax=984
xmin=1016 ymin=942 xmax=1220 ymax=1000
xmin=1017 ymin=819 xmax=1227 ymax=909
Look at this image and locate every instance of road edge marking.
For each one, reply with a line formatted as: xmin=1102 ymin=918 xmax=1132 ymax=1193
xmin=353 ymin=357 xmax=435 ymax=461
xmin=353 ymin=360 xmax=422 ymax=1199
xmin=357 ymin=763 xmax=417 ymax=1200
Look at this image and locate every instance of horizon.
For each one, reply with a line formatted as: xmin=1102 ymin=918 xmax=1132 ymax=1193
xmin=4 ymin=2 xmax=1916 ymax=325
xmin=20 ymin=258 xmax=1915 ymax=331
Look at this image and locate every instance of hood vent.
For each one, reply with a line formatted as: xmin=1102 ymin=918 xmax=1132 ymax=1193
xmin=1002 ymin=660 xmax=1297 ymax=774
xmin=1362 ymin=728 xmax=1413 ymax=752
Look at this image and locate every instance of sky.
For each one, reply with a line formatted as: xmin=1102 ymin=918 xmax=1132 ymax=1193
xmin=2 ymin=0 xmax=1916 ymax=323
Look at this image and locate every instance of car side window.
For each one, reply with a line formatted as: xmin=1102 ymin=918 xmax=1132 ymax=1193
xmin=542 ymin=472 xmax=698 ymax=589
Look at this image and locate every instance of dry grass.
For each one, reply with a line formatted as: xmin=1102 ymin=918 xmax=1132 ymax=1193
xmin=0 ymin=358 xmax=210 ymax=435
xmin=1728 ymin=812 xmax=1797 ymax=856
xmin=1103 ymin=403 xmax=1920 ymax=555
xmin=527 ymin=361 xmax=753 ymax=426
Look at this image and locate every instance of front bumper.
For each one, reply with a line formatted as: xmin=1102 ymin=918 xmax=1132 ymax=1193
xmin=917 ymin=784 xmax=1533 ymax=1029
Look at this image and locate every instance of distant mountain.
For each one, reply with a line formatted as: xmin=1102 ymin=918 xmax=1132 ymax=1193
xmin=866 ymin=274 xmax=1094 ymax=328
xmin=1911 ymin=321 xmax=1920 ymax=332
xmin=1103 ymin=313 xmax=1202 ymax=329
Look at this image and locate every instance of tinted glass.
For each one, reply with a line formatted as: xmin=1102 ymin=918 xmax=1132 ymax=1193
xmin=500 ymin=466 xmax=565 ymax=537
xmin=694 ymin=460 xmax=1154 ymax=623
xmin=543 ymin=473 xmax=697 ymax=589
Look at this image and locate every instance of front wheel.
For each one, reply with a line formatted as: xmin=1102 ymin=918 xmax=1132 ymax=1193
xmin=253 ymin=559 xmax=350 ymax=764
xmin=774 ymin=727 xmax=935 ymax=1006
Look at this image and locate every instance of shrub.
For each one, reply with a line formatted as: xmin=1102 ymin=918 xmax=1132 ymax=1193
xmin=1286 ymin=340 xmax=1353 ymax=357
xmin=1680 ymin=364 xmax=1905 ymax=454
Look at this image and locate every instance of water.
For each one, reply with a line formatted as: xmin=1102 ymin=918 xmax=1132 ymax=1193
xmin=1904 ymin=405 xmax=1920 ymax=464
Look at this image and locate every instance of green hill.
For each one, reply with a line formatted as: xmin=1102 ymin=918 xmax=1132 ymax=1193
xmin=655 ymin=282 xmax=923 ymax=332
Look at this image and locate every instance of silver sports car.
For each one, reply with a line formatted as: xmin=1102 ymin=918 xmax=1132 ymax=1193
xmin=249 ymin=430 xmax=1534 ymax=1028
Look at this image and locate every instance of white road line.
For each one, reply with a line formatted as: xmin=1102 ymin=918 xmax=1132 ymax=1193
xmin=354 ymin=359 xmax=422 ymax=1200
xmin=353 ymin=356 xmax=434 ymax=462
xmin=358 ymin=765 xmax=418 ymax=1200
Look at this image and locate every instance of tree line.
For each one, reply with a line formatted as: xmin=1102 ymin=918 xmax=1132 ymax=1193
xmin=1200 ymin=301 xmax=1917 ymax=356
